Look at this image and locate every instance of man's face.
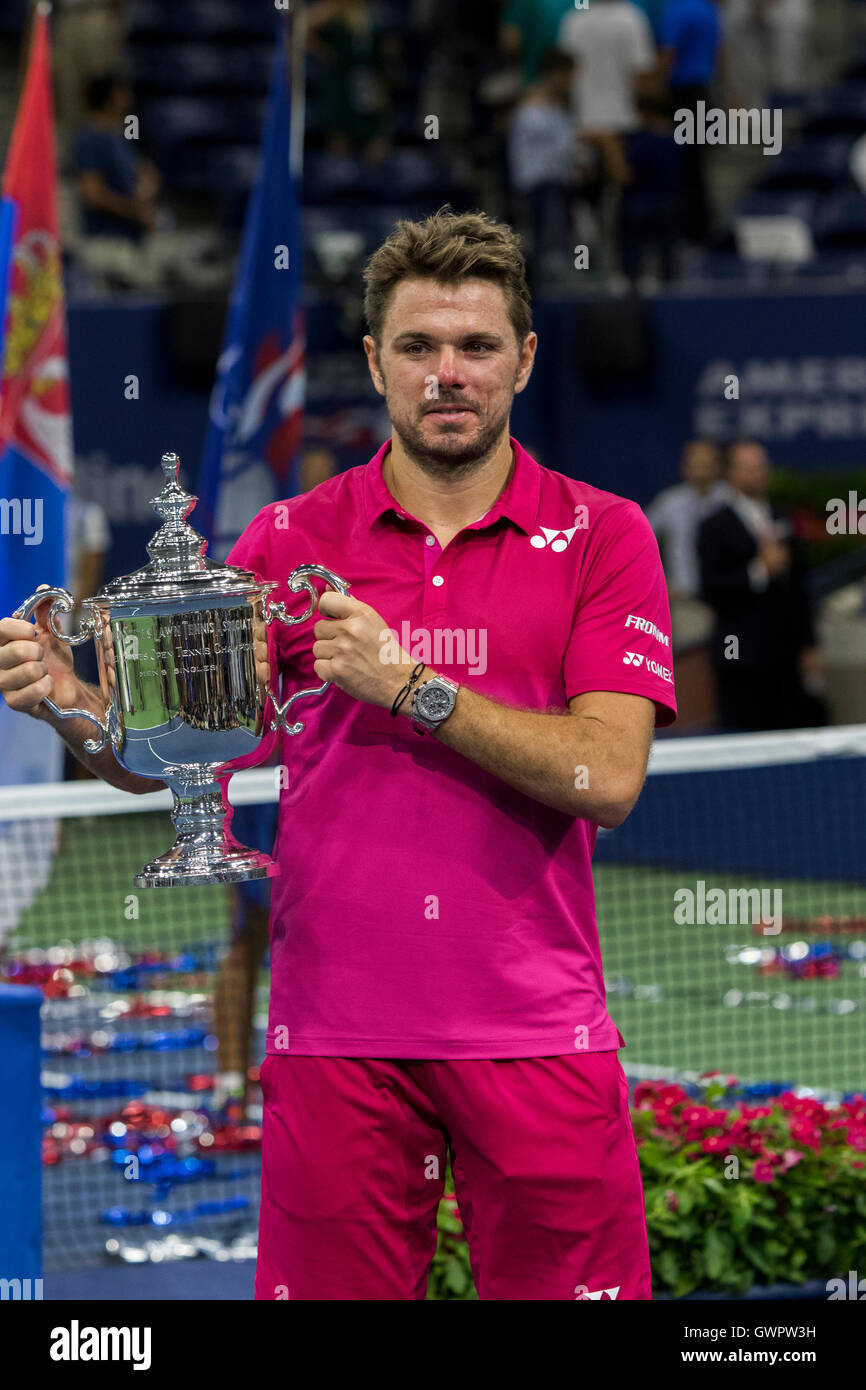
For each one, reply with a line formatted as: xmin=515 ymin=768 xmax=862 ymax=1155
xmin=363 ymin=277 xmax=536 ymax=474
xmin=728 ymin=444 xmax=771 ymax=498
xmin=682 ymin=441 xmax=720 ymax=486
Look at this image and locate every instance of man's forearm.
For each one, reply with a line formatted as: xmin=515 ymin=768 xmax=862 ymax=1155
xmin=35 ymin=680 xmax=161 ymax=794
xmin=396 ymin=672 xmax=638 ymax=826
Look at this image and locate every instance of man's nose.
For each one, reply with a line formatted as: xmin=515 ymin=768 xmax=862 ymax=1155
xmin=434 ymin=351 xmax=465 ymax=388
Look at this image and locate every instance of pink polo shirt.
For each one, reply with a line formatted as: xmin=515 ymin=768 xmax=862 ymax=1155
xmin=227 ymin=437 xmax=676 ymax=1059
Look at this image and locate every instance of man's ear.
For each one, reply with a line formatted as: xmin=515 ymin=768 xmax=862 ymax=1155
xmin=363 ymin=335 xmax=385 ymax=396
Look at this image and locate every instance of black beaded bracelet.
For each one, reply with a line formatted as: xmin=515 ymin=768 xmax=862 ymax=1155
xmin=391 ymin=662 xmax=427 ymax=717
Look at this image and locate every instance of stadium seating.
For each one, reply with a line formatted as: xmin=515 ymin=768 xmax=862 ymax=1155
xmin=754 ymin=136 xmax=857 ymax=194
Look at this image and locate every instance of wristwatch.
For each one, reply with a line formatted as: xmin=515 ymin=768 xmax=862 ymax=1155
xmin=411 ymin=674 xmax=460 ymax=734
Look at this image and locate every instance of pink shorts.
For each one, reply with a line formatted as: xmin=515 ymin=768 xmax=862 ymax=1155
xmin=254 ymin=1049 xmax=651 ymax=1301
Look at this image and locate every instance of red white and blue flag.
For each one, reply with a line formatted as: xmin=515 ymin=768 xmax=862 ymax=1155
xmin=0 ymin=4 xmax=72 ymax=789
xmin=197 ymin=24 xmax=305 ymax=560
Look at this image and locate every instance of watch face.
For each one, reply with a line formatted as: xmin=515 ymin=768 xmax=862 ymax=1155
xmin=419 ymin=684 xmax=453 ymax=720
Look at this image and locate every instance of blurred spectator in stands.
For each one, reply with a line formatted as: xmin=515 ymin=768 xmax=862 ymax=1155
xmin=499 ymin=0 xmax=575 ymax=87
xmin=722 ymin=0 xmax=812 ymax=109
xmin=70 ymin=73 xmax=227 ymax=292
xmin=507 ymin=50 xmax=584 ymax=287
xmin=306 ymin=0 xmax=392 ymax=163
xmin=697 ymin=439 xmax=827 ymax=731
xmin=558 ymin=0 xmax=659 ymax=136
xmin=557 ymin=0 xmax=659 ymax=273
xmin=646 ymin=438 xmax=726 ymax=650
xmin=659 ymin=0 xmax=725 ymax=244
xmin=620 ymin=90 xmax=685 ymax=283
xmin=73 ymin=73 xmax=159 ymax=242
xmin=27 ymin=0 xmax=127 ymax=165
xmin=764 ymin=0 xmax=813 ymax=94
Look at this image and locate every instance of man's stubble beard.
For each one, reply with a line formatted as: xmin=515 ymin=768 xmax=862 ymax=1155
xmin=383 ymin=375 xmax=516 ymax=480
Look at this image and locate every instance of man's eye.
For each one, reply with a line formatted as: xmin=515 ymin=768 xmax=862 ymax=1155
xmin=405 ymin=343 xmax=426 ymax=354
xmin=466 ymin=343 xmax=489 ymax=353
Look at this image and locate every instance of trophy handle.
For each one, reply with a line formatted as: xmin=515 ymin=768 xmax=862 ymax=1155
xmin=262 ymin=563 xmax=351 ymax=735
xmin=12 ymin=587 xmax=109 ymax=754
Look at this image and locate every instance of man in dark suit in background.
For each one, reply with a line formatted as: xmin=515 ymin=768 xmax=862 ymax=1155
xmin=697 ymin=439 xmax=827 ymax=732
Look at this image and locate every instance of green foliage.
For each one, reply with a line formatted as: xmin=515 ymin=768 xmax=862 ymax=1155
xmin=426 ymin=1165 xmax=477 ymax=1300
xmin=770 ymin=466 xmax=866 ymax=566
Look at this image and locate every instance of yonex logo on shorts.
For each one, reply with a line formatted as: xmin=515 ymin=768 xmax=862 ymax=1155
xmin=623 ymin=651 xmax=673 ymax=683
xmin=625 ymin=613 xmax=670 ymax=647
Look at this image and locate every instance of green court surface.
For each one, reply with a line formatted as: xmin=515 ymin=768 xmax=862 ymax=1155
xmin=11 ymin=812 xmax=234 ymax=952
xmin=595 ymin=863 xmax=866 ymax=1094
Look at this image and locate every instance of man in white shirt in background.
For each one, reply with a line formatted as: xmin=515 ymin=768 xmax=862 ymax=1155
xmin=645 ymin=437 xmax=727 ymax=647
xmin=558 ymin=0 xmax=657 ymax=134
xmin=557 ymin=0 xmax=659 ymax=272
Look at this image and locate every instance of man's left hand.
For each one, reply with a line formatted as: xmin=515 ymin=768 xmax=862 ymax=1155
xmin=312 ymin=590 xmax=417 ymax=711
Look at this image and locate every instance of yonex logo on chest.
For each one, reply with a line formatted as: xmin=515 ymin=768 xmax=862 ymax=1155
xmin=530 ymin=508 xmax=589 ymax=552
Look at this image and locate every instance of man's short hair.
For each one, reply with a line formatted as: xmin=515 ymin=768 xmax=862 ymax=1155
xmin=362 ymin=205 xmax=533 ymax=349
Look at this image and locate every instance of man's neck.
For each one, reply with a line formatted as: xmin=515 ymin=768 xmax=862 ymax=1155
xmin=382 ymin=433 xmax=515 ymax=531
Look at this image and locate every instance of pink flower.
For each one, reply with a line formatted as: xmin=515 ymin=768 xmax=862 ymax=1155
xmin=634 ymin=1082 xmax=657 ymax=1108
xmin=782 ymin=1149 xmax=803 ymax=1170
xmin=725 ymin=1076 xmax=740 ymax=1088
xmin=739 ymin=1105 xmax=773 ymax=1121
xmin=665 ymin=1189 xmax=679 ymax=1211
xmin=847 ymin=1128 xmax=866 ymax=1153
xmin=681 ymin=1105 xmax=710 ymax=1125
xmin=656 ymin=1084 xmax=689 ymax=1107
xmin=753 ymin=1160 xmax=776 ymax=1182
xmin=681 ymin=1105 xmax=730 ymax=1143
xmin=853 ymin=1161 xmax=864 ymax=1169
xmin=653 ymin=1105 xmax=681 ymax=1130
xmin=701 ymin=1135 xmax=730 ymax=1154
xmin=789 ymin=1120 xmax=822 ymax=1152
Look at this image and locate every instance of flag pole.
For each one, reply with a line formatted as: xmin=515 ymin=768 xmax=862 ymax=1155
xmin=283 ymin=2 xmax=306 ymax=183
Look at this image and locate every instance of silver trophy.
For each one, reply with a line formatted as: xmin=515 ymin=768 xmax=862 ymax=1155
xmin=14 ymin=452 xmax=350 ymax=887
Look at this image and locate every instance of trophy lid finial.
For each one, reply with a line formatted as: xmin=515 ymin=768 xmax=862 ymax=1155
xmin=161 ymin=451 xmax=181 ymax=484
xmin=89 ymin=450 xmax=262 ymax=603
xmin=146 ymin=450 xmax=207 ymax=571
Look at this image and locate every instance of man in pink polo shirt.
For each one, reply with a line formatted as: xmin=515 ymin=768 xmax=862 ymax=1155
xmin=0 ymin=208 xmax=675 ymax=1301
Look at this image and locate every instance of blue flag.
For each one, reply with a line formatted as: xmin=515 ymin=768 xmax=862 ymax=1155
xmin=197 ymin=35 xmax=305 ymax=560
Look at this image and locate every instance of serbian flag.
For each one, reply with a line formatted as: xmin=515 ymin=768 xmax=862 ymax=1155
xmin=0 ymin=4 xmax=72 ymax=790
xmin=197 ymin=22 xmax=305 ymax=560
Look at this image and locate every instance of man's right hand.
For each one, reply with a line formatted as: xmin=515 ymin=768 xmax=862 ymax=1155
xmin=0 ymin=590 xmax=81 ymax=718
